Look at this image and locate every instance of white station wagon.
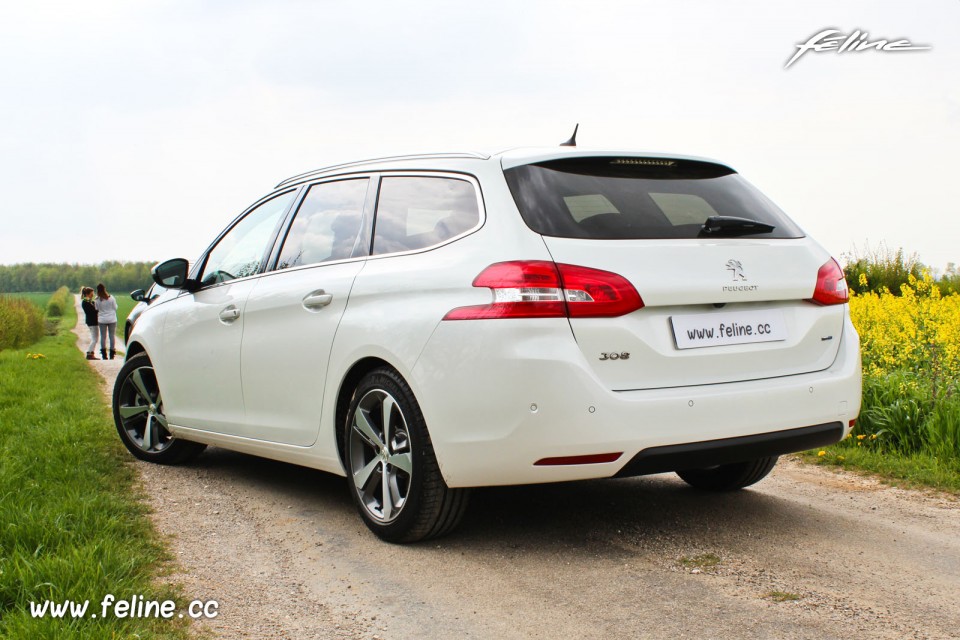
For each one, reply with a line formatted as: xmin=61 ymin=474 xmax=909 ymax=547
xmin=114 ymin=147 xmax=861 ymax=542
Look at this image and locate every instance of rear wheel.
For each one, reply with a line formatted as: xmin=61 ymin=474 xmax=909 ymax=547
xmin=112 ymin=353 xmax=206 ymax=464
xmin=345 ymin=367 xmax=469 ymax=543
xmin=676 ymin=456 xmax=778 ymax=491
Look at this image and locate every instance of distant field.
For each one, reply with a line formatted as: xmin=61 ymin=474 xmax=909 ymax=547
xmin=5 ymin=292 xmax=52 ymax=307
xmin=115 ymin=294 xmax=136 ymax=329
xmin=3 ymin=291 xmax=137 ymax=328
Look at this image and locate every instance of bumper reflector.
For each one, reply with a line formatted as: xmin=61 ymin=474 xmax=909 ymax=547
xmin=534 ymin=452 xmax=623 ymax=466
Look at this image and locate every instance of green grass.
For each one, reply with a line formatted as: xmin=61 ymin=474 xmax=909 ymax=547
xmin=0 ymin=296 xmax=45 ymax=351
xmin=0 ymin=303 xmax=189 ymax=638
xmin=46 ymin=287 xmax=72 ymax=318
xmin=801 ymin=447 xmax=960 ymax=494
xmin=800 ymin=368 xmax=960 ymax=495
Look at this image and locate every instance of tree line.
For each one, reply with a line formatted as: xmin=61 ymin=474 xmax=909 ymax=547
xmin=0 ymin=261 xmax=157 ymax=294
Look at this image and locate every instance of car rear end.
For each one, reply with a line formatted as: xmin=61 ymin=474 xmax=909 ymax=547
xmin=411 ymin=150 xmax=861 ymax=488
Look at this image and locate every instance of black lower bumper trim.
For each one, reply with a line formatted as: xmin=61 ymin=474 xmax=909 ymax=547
xmin=614 ymin=421 xmax=845 ymax=478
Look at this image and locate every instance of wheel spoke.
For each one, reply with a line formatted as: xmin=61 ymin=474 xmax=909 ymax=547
xmin=153 ymin=412 xmax=168 ymax=429
xmin=353 ymin=458 xmax=380 ymax=492
xmin=381 ymin=464 xmax=394 ymax=520
xmin=381 ymin=395 xmax=397 ymax=447
xmin=387 ymin=451 xmax=413 ymax=476
xmin=143 ymin=415 xmax=155 ymax=452
xmin=119 ymin=405 xmax=148 ymax=419
xmin=130 ymin=369 xmax=153 ymax=404
xmin=353 ymin=409 xmax=383 ymax=450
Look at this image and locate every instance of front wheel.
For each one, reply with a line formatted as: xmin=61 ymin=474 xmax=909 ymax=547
xmin=112 ymin=353 xmax=206 ymax=464
xmin=676 ymin=456 xmax=778 ymax=491
xmin=345 ymin=367 xmax=469 ymax=543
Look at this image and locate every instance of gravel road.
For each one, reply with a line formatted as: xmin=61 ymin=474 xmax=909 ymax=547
xmin=74 ymin=305 xmax=960 ymax=639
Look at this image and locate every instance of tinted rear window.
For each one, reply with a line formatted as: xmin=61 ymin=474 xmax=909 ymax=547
xmin=503 ymin=158 xmax=804 ymax=240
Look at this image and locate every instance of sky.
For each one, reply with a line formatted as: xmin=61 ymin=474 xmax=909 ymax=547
xmin=1 ymin=0 xmax=957 ymax=271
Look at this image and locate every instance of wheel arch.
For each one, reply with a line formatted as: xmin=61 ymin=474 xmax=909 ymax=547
xmin=125 ymin=340 xmax=148 ymax=360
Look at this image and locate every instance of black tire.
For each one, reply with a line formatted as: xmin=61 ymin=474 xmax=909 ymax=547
xmin=344 ymin=367 xmax=469 ymax=543
xmin=112 ymin=353 xmax=206 ymax=464
xmin=676 ymin=456 xmax=778 ymax=491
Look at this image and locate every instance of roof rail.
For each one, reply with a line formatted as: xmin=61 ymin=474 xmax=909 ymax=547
xmin=274 ymin=152 xmax=490 ymax=189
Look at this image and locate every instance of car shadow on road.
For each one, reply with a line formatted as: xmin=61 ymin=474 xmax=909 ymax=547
xmin=456 ymin=475 xmax=803 ymax=555
xmin=176 ymin=446 xmax=355 ymax=512
xmin=176 ymin=447 xmax=818 ymax=556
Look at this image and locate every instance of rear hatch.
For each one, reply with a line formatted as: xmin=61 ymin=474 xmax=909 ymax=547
xmin=502 ymin=155 xmax=846 ymax=391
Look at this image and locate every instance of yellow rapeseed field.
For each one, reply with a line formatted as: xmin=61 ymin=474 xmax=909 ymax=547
xmin=850 ymin=273 xmax=960 ymax=386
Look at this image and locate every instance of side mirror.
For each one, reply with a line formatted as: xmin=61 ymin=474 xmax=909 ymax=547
xmin=130 ymin=289 xmax=146 ymax=302
xmin=152 ymin=258 xmax=194 ymax=290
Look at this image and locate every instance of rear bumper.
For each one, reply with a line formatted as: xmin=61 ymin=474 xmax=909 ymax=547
xmin=614 ymin=421 xmax=844 ymax=477
xmin=411 ymin=315 xmax=861 ymax=488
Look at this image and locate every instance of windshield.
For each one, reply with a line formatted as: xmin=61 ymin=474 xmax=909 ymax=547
xmin=503 ymin=157 xmax=804 ymax=240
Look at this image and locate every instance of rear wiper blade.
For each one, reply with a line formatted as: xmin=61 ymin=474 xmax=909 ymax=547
xmin=699 ymin=216 xmax=775 ymax=237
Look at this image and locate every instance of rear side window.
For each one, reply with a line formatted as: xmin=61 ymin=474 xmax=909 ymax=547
xmin=503 ymin=158 xmax=803 ymax=240
xmin=276 ymin=179 xmax=369 ymax=270
xmin=372 ymin=176 xmax=480 ymax=255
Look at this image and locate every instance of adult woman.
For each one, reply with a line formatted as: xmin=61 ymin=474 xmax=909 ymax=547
xmin=80 ymin=287 xmax=99 ymax=360
xmin=95 ymin=283 xmax=118 ymax=360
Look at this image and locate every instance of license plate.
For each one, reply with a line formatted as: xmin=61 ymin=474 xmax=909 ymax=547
xmin=671 ymin=309 xmax=788 ymax=350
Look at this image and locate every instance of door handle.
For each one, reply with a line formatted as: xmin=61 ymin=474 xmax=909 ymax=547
xmin=303 ymin=290 xmax=333 ymax=310
xmin=218 ymin=305 xmax=241 ymax=323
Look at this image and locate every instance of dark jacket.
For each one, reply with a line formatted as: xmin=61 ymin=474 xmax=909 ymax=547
xmin=82 ymin=299 xmax=98 ymax=327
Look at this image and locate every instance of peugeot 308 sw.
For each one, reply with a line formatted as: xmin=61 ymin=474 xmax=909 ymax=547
xmin=114 ymin=148 xmax=861 ymax=542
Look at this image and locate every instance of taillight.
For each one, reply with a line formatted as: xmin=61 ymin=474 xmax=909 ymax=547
xmin=443 ymin=260 xmax=644 ymax=320
xmin=808 ymin=258 xmax=849 ymax=306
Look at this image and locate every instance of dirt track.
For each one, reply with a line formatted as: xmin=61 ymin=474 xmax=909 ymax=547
xmin=76 ymin=307 xmax=960 ymax=639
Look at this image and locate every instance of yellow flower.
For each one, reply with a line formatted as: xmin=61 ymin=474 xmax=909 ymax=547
xmin=856 ymin=434 xmax=867 ymax=440
xmin=837 ymin=456 xmax=845 ymax=461
xmin=817 ymin=450 xmax=826 ymax=457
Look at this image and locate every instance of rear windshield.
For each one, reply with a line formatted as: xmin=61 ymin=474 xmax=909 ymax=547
xmin=503 ymin=157 xmax=804 ymax=239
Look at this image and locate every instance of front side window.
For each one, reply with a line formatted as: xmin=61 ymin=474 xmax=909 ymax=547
xmin=372 ymin=176 xmax=480 ymax=255
xmin=276 ymin=179 xmax=369 ymax=270
xmin=200 ymin=191 xmax=295 ymax=286
xmin=504 ymin=158 xmax=804 ymax=240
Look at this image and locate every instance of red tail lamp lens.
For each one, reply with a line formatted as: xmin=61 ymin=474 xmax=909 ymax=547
xmin=443 ymin=261 xmax=643 ymax=320
xmin=808 ymin=258 xmax=849 ymax=306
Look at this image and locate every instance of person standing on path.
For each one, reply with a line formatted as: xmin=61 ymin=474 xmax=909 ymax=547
xmin=80 ymin=287 xmax=100 ymax=360
xmin=95 ymin=283 xmax=118 ymax=360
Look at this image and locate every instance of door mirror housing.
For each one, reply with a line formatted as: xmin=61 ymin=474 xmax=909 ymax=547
xmin=152 ymin=258 xmax=195 ymax=290
xmin=130 ymin=289 xmax=146 ymax=302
